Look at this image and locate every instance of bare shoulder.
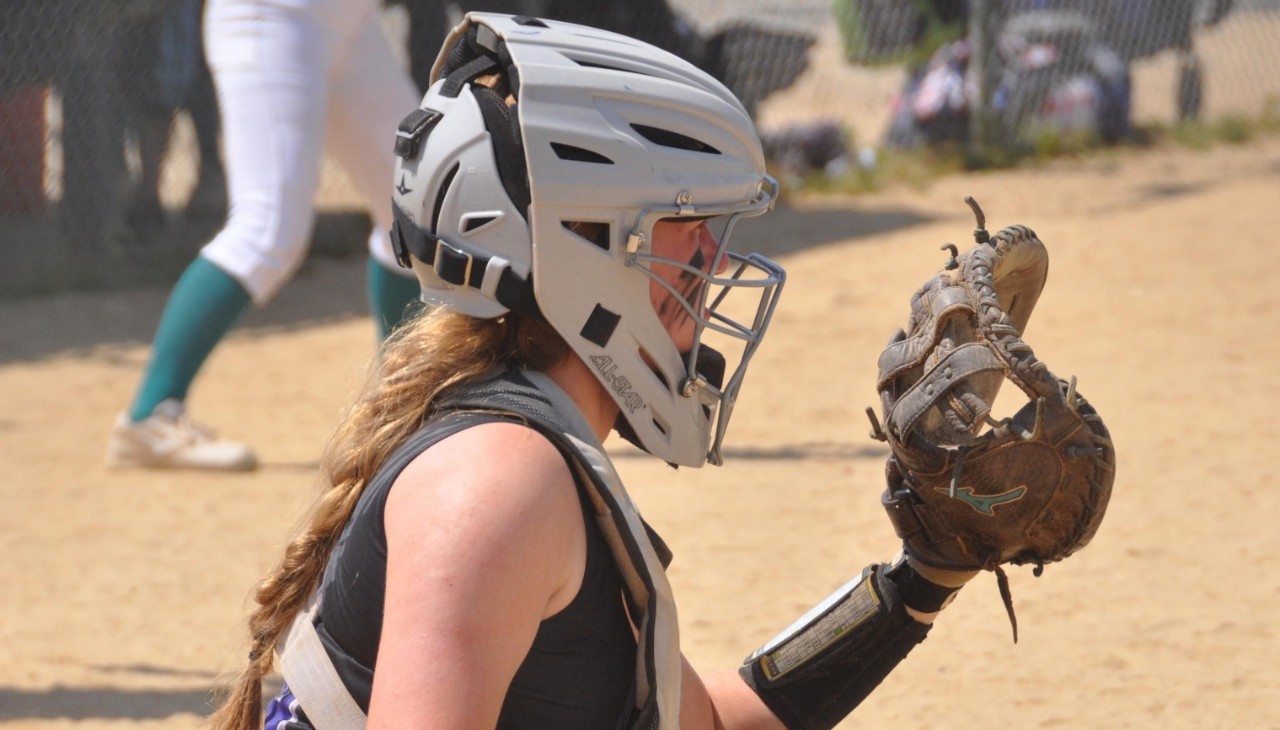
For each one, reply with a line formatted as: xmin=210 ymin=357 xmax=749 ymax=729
xmin=386 ymin=419 xmax=578 ymax=530
xmin=381 ymin=420 xmax=586 ymax=616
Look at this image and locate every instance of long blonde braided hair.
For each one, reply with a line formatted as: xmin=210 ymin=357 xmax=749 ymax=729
xmin=210 ymin=306 xmax=567 ymax=728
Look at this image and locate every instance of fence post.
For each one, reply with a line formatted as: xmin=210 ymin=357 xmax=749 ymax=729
xmin=967 ymin=0 xmax=1003 ymax=158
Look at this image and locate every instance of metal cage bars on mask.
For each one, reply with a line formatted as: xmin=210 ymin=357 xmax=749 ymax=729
xmin=624 ymin=176 xmax=785 ymax=465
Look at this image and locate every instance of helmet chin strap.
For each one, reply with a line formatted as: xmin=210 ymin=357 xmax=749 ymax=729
xmin=695 ymin=346 xmax=726 ymax=390
xmin=612 ymin=346 xmax=726 ymax=466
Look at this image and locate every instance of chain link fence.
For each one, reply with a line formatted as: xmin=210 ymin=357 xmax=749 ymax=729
xmin=2 ymin=0 xmax=1278 ymax=298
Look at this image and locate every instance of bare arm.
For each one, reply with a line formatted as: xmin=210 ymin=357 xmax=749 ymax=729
xmin=367 ymin=422 xmax=587 ymax=729
xmin=680 ymin=659 xmax=785 ymax=730
xmin=677 ymin=570 xmax=961 ymax=730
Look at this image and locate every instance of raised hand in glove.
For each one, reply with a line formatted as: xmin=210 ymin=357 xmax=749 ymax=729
xmin=868 ymin=198 xmax=1116 ymax=640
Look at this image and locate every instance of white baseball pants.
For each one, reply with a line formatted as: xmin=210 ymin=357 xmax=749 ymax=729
xmin=200 ymin=0 xmax=420 ymax=304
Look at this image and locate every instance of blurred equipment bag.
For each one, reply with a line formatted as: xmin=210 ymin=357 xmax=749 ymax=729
xmin=868 ymin=198 xmax=1115 ymax=640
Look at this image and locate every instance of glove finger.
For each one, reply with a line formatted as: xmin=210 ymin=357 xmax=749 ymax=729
xmin=985 ymin=225 xmax=1048 ymax=335
xmin=951 ymin=225 xmax=1049 ymax=429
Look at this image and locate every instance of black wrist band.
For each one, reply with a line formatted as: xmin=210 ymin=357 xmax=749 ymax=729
xmin=740 ymin=564 xmax=933 ymax=730
xmin=885 ymin=559 xmax=961 ymax=613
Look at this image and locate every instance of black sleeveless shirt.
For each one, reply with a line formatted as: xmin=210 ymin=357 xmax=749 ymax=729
xmin=312 ymin=393 xmax=639 ymax=728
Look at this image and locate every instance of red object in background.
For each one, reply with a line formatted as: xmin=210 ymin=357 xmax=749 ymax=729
xmin=0 ymin=84 xmax=49 ymax=216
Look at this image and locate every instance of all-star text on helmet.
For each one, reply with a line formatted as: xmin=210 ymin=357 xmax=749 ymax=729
xmin=390 ymin=12 xmax=785 ymax=467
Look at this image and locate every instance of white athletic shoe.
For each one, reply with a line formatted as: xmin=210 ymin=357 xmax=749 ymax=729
xmin=106 ymin=399 xmax=258 ymax=471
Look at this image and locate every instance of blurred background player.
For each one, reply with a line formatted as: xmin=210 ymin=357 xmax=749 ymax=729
xmin=106 ymin=0 xmax=422 ymax=471
xmin=120 ymin=0 xmax=226 ymax=239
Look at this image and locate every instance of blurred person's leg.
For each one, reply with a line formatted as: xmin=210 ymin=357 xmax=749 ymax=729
xmin=402 ymin=0 xmax=448 ymax=94
xmin=186 ymin=0 xmax=228 ymax=218
xmin=120 ymin=8 xmax=174 ymax=241
xmin=325 ymin=7 xmax=422 ymax=338
xmin=58 ymin=3 xmax=129 ymax=249
xmin=113 ymin=0 xmax=343 ymax=469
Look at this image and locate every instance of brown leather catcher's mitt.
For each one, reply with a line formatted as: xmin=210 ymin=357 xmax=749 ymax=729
xmin=868 ymin=199 xmax=1115 ymax=636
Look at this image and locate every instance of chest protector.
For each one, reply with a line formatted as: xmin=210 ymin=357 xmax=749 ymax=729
xmin=276 ymin=369 xmax=682 ymax=729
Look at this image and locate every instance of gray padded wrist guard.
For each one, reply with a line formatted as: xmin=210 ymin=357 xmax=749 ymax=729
xmin=739 ymin=564 xmax=931 ymax=730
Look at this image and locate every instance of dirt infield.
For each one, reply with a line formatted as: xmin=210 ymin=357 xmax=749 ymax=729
xmin=2 ymin=135 xmax=1278 ymax=729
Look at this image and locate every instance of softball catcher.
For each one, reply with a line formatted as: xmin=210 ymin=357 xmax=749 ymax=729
xmin=211 ymin=14 xmax=1115 ymax=730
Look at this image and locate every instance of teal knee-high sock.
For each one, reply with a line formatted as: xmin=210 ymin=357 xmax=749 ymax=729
xmin=129 ymin=257 xmax=251 ymax=421
xmin=368 ymin=257 xmax=422 ymax=339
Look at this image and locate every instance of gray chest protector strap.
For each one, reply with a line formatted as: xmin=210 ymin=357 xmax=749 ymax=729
xmin=276 ymin=369 xmax=682 ymax=730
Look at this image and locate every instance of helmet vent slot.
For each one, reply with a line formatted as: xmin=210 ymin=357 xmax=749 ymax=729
xmin=551 ymin=142 xmax=614 ymax=165
xmin=462 ymin=215 xmax=497 ymax=232
xmin=570 ymin=58 xmax=654 ymax=78
xmin=640 ymin=348 xmax=670 ymax=391
xmin=431 ymin=162 xmax=460 ymax=234
xmin=631 ymin=124 xmax=721 ymax=155
xmin=562 ymin=221 xmax=611 ymax=251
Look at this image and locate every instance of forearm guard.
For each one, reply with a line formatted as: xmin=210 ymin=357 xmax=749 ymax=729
xmin=739 ymin=563 xmax=932 ymax=730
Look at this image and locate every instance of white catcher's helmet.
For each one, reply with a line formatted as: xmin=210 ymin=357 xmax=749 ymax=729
xmin=390 ymin=12 xmax=785 ymax=467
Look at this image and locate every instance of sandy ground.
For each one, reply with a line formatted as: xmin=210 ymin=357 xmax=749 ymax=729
xmin=2 ymin=133 xmax=1279 ymax=729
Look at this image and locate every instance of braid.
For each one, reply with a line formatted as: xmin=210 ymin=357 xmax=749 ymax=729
xmin=209 ymin=309 xmax=566 ymax=728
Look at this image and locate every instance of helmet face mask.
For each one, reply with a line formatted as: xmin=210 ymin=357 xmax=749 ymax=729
xmin=392 ymin=12 xmax=786 ymax=467
xmin=623 ymin=192 xmax=785 ymax=465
